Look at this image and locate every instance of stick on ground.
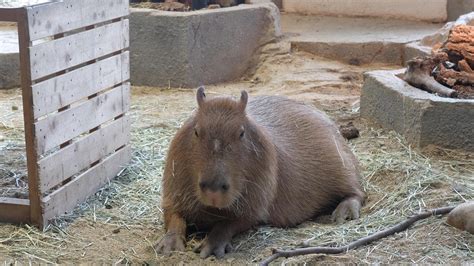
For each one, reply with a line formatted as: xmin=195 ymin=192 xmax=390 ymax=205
xmin=260 ymin=206 xmax=455 ymax=266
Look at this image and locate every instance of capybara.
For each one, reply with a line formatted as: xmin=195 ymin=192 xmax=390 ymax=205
xmin=157 ymin=87 xmax=365 ymax=258
xmin=447 ymin=201 xmax=474 ymax=234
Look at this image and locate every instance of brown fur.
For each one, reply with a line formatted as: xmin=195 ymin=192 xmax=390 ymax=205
xmin=157 ymin=88 xmax=365 ymax=257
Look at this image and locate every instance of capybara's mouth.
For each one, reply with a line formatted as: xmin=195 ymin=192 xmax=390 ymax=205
xmin=199 ymin=192 xmax=233 ymax=210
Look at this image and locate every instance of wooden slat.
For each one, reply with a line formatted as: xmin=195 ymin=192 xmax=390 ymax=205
xmin=32 ymin=52 xmax=130 ymax=118
xmin=26 ymin=0 xmax=129 ymax=41
xmin=41 ymin=145 xmax=131 ymax=222
xmin=29 ymin=19 xmax=129 ymax=80
xmin=35 ymin=83 xmax=131 ymax=155
xmin=38 ymin=115 xmax=131 ymax=193
xmin=0 ymin=198 xmax=30 ymax=224
xmin=0 ymin=7 xmax=23 ymax=22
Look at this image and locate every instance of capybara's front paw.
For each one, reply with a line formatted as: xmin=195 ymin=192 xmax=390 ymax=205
xmin=331 ymin=196 xmax=362 ymax=224
xmin=156 ymin=232 xmax=186 ymax=255
xmin=194 ymin=235 xmax=233 ymax=259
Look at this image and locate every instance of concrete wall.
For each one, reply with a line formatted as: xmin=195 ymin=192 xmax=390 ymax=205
xmin=130 ymin=3 xmax=280 ymax=88
xmin=283 ymin=0 xmax=449 ymax=22
xmin=448 ymin=0 xmax=474 ymax=20
xmin=0 ymin=53 xmax=20 ymax=89
xmin=0 ymin=24 xmax=20 ymax=89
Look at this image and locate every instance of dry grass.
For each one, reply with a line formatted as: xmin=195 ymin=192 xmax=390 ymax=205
xmin=1 ymin=94 xmax=472 ymax=264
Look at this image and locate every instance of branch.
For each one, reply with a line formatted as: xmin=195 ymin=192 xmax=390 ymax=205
xmin=260 ymin=206 xmax=455 ymax=266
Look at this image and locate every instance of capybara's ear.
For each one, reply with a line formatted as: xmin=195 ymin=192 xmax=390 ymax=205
xmin=239 ymin=90 xmax=248 ymax=112
xmin=197 ymin=86 xmax=206 ymax=108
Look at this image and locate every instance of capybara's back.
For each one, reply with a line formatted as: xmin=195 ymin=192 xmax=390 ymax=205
xmin=247 ymin=96 xmax=364 ymax=226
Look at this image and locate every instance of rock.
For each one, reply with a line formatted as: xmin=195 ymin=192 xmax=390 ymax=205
xmin=447 ymin=201 xmax=474 ymax=234
xmin=339 ymin=122 xmax=359 ymax=140
xmin=420 ymin=22 xmax=454 ymax=47
xmin=455 ymin=12 xmax=474 ymax=26
xmin=0 ymin=135 xmax=4 ymax=141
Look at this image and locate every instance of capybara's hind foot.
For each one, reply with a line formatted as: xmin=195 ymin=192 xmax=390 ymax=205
xmin=331 ymin=196 xmax=362 ymax=224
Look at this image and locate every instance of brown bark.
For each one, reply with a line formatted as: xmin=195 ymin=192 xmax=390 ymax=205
xmin=458 ymin=60 xmax=473 ymax=74
xmin=439 ymin=64 xmax=474 ymax=86
xmin=444 ymin=25 xmax=474 ymax=69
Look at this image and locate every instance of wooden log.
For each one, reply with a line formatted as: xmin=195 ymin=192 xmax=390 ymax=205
xmin=438 ymin=64 xmax=474 ymax=86
xmin=404 ymin=58 xmax=458 ymax=98
xmin=458 ymin=60 xmax=473 ymax=74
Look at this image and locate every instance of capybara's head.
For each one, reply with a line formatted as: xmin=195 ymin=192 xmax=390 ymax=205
xmin=191 ymin=87 xmax=251 ymax=209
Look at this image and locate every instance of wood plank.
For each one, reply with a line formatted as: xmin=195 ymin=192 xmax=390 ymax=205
xmin=32 ymin=52 xmax=130 ymax=118
xmin=41 ymin=145 xmax=131 ymax=222
xmin=0 ymin=7 xmax=23 ymax=22
xmin=0 ymin=198 xmax=30 ymax=224
xmin=29 ymin=19 xmax=129 ymax=80
xmin=38 ymin=115 xmax=131 ymax=193
xmin=16 ymin=9 xmax=44 ymax=228
xmin=35 ymin=83 xmax=130 ymax=155
xmin=26 ymin=0 xmax=129 ymax=41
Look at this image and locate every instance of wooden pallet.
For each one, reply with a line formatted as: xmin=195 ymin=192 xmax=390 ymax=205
xmin=0 ymin=0 xmax=131 ymax=228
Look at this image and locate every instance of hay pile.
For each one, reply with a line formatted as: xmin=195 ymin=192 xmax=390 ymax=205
xmin=0 ymin=89 xmax=27 ymax=199
xmin=0 ymin=86 xmax=472 ymax=263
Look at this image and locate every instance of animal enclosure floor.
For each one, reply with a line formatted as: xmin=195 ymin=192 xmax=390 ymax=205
xmin=0 ymin=42 xmax=473 ymax=264
xmin=0 ymin=89 xmax=27 ymax=199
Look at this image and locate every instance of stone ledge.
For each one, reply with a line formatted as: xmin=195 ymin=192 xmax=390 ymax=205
xmin=361 ymin=69 xmax=474 ymax=151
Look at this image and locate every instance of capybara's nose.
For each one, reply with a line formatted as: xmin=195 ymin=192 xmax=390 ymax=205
xmin=199 ymin=179 xmax=229 ymax=192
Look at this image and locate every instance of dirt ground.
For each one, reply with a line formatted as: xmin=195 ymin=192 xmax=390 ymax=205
xmin=0 ymin=40 xmax=473 ymax=264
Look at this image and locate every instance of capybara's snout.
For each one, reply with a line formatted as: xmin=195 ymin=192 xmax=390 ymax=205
xmin=197 ymin=176 xmax=233 ymax=209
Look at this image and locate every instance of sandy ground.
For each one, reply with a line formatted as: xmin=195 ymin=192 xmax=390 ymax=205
xmin=0 ymin=40 xmax=473 ymax=264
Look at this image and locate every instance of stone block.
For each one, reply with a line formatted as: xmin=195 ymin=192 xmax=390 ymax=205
xmin=361 ymin=69 xmax=474 ymax=151
xmin=129 ymin=3 xmax=280 ymax=87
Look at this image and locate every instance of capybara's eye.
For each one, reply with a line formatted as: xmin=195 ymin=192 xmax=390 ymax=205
xmin=239 ymin=127 xmax=245 ymax=139
xmin=194 ymin=128 xmax=199 ymax=137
